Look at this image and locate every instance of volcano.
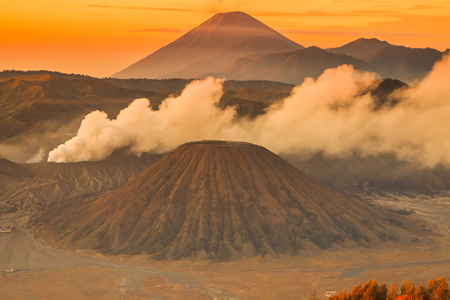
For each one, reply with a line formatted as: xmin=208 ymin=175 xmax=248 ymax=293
xmin=33 ymin=141 xmax=400 ymax=260
xmin=112 ymin=11 xmax=303 ymax=79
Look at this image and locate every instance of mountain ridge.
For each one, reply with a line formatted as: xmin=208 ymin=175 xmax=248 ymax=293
xmin=327 ymin=38 xmax=446 ymax=82
xmin=327 ymin=37 xmax=393 ymax=61
xmin=222 ymin=46 xmax=372 ymax=84
xmin=0 ymin=74 xmax=163 ymax=145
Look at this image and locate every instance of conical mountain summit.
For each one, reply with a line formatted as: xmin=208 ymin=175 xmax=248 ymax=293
xmin=33 ymin=141 xmax=400 ymax=260
xmin=112 ymin=12 xmax=303 ymax=79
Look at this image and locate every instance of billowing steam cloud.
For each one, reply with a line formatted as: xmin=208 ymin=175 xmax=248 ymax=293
xmin=48 ymin=78 xmax=237 ymax=162
xmin=49 ymin=54 xmax=450 ymax=167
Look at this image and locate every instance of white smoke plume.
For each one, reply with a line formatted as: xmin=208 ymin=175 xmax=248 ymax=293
xmin=26 ymin=148 xmax=46 ymax=163
xmin=48 ymin=78 xmax=237 ymax=162
xmin=48 ymin=54 xmax=450 ymax=167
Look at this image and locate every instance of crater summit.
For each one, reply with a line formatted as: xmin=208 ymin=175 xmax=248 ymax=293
xmin=33 ymin=141 xmax=400 ymax=260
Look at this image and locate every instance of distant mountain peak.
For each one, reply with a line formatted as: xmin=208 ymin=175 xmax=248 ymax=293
xmin=200 ymin=11 xmax=259 ymax=25
xmin=303 ymin=46 xmax=326 ymax=52
xmin=226 ymin=46 xmax=371 ymax=85
xmin=216 ymin=11 xmax=250 ymax=16
xmin=327 ymin=37 xmax=393 ymax=61
xmin=335 ymin=37 xmax=392 ymax=48
xmin=327 ymin=37 xmax=445 ymax=83
xmin=112 ymin=12 xmax=303 ymax=79
xmin=182 ymin=10 xmax=296 ymax=45
xmin=196 ymin=11 xmax=277 ymax=33
xmin=354 ymin=37 xmax=389 ymax=43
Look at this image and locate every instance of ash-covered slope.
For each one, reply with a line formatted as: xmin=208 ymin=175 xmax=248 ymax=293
xmin=0 ymin=151 xmax=162 ymax=214
xmin=33 ymin=141 xmax=400 ymax=260
xmin=112 ymin=11 xmax=303 ymax=79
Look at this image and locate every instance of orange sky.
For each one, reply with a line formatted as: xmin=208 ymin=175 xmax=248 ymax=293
xmin=1 ymin=0 xmax=449 ymax=77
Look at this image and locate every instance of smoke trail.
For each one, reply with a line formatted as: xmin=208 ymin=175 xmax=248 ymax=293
xmin=48 ymin=55 xmax=450 ymax=167
xmin=26 ymin=148 xmax=46 ymax=163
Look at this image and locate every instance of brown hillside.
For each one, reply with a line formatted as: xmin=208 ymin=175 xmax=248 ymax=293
xmin=0 ymin=151 xmax=162 ymax=214
xmin=32 ymin=141 xmax=401 ymax=260
xmin=0 ymin=75 xmax=163 ymax=142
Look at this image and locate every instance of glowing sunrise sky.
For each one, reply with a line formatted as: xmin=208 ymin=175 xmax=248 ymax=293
xmin=1 ymin=0 xmax=449 ymax=77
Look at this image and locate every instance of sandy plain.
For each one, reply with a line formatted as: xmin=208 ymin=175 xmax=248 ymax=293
xmin=0 ymin=196 xmax=449 ymax=300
